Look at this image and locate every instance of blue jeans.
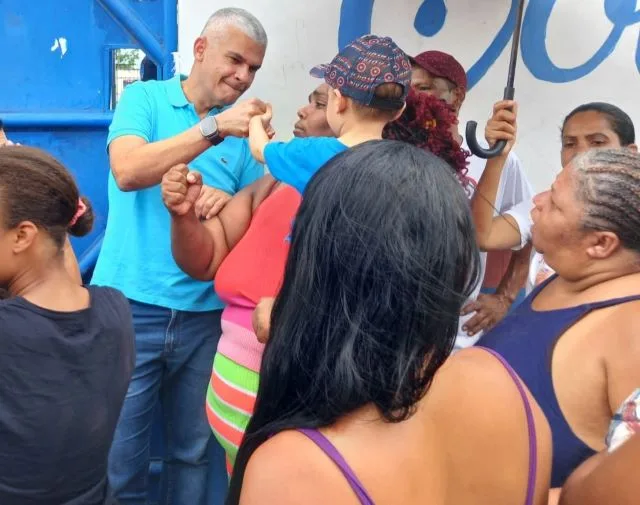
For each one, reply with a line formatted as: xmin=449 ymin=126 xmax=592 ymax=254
xmin=108 ymin=300 xmax=225 ymax=505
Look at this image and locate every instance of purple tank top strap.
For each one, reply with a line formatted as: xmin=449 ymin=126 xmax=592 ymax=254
xmin=297 ymin=428 xmax=375 ymax=505
xmin=478 ymin=347 xmax=538 ymax=505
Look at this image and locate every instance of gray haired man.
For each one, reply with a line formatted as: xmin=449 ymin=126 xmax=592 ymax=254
xmin=98 ymin=8 xmax=269 ymax=504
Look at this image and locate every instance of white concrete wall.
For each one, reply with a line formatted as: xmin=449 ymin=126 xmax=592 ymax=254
xmin=177 ymin=0 xmax=640 ymax=193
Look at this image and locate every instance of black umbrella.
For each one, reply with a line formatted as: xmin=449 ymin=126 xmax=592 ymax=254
xmin=465 ymin=0 xmax=526 ymax=159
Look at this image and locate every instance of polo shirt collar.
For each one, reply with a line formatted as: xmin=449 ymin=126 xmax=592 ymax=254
xmin=166 ymin=74 xmax=231 ymax=114
xmin=166 ymin=74 xmax=190 ymax=108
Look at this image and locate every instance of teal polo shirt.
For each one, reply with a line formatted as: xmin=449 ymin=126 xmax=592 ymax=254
xmin=91 ymin=75 xmax=264 ymax=312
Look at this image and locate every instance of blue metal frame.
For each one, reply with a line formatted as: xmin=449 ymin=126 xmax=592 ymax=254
xmin=98 ymin=0 xmax=177 ymax=79
xmin=163 ymin=0 xmax=178 ymax=78
xmin=97 ymin=0 xmax=166 ymax=68
xmin=2 ymin=112 xmax=113 ymax=129
xmin=68 ymin=0 xmax=178 ymax=279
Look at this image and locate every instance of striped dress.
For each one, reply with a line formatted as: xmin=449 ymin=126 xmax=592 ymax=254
xmin=206 ymin=185 xmax=301 ymax=476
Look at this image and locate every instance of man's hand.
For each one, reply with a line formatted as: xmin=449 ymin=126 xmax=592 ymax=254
xmin=215 ymin=98 xmax=268 ymax=138
xmin=161 ymin=164 xmax=203 ymax=216
xmin=460 ymin=293 xmax=512 ymax=336
xmin=253 ymin=297 xmax=275 ymax=344
xmin=485 ymin=100 xmax=517 ymax=154
xmin=194 ymin=185 xmax=232 ymax=220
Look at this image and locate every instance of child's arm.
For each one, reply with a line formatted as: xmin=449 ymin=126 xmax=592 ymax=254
xmin=249 ymin=104 xmax=273 ymax=164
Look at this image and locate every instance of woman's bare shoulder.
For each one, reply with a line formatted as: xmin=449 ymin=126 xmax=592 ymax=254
xmin=424 ymin=348 xmax=551 ymax=505
xmin=240 ymin=430 xmax=355 ymax=505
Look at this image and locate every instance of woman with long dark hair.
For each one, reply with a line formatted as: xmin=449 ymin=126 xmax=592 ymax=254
xmin=163 ymin=86 xmax=469 ymax=475
xmin=227 ymin=140 xmax=552 ymax=505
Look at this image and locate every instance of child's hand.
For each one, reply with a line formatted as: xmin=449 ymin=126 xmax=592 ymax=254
xmin=260 ymin=104 xmax=276 ymax=138
xmin=266 ymin=125 xmax=276 ymax=139
xmin=260 ymin=103 xmax=273 ymax=125
xmin=249 ymin=105 xmax=275 ymax=163
xmin=194 ymin=185 xmax=232 ymax=220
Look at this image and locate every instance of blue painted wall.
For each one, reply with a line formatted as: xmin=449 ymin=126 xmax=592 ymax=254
xmin=1 ymin=0 xmax=176 ymax=277
xmin=0 ymin=3 xmax=213 ymax=504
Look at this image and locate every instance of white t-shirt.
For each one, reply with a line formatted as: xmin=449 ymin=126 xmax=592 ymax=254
xmin=456 ymin=140 xmax=534 ymax=350
xmin=504 ymin=198 xmax=534 ymax=250
xmin=527 ymin=252 xmax=555 ymax=294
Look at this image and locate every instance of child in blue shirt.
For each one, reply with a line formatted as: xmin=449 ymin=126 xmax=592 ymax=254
xmin=248 ymin=34 xmax=411 ymax=194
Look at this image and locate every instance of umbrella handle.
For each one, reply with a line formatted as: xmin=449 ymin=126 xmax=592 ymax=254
xmin=465 ymin=86 xmax=515 ymax=159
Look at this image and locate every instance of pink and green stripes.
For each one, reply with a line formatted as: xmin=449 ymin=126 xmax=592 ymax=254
xmin=206 ymin=352 xmax=259 ymax=476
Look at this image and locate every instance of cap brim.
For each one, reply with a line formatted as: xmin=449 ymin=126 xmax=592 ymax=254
xmin=309 ymin=64 xmax=330 ymax=79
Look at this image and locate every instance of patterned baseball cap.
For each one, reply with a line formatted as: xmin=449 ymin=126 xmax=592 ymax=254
xmin=411 ymin=50 xmax=467 ymax=93
xmin=310 ymin=35 xmax=411 ymax=110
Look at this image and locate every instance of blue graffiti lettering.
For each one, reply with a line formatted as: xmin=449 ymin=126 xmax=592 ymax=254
xmin=466 ymin=0 xmax=520 ymax=89
xmin=338 ymin=0 xmax=374 ymax=50
xmin=414 ymin=0 xmax=447 ymax=37
xmin=338 ymin=0 xmax=640 ymax=90
xmin=521 ymin=0 xmax=640 ymax=82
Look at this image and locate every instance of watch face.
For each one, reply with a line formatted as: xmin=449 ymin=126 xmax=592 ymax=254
xmin=202 ymin=116 xmax=218 ymax=138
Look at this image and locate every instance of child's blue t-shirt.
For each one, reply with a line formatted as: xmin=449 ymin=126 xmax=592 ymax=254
xmin=264 ymin=137 xmax=348 ymax=194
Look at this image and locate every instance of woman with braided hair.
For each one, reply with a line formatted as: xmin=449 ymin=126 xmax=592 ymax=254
xmin=472 ymin=102 xmax=637 ymax=293
xmin=480 ymin=147 xmax=640 ymax=500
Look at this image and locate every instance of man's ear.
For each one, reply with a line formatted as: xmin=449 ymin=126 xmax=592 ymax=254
xmin=193 ymin=36 xmax=208 ymax=62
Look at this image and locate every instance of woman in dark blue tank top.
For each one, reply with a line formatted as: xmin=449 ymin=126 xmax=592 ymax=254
xmin=480 ymin=147 xmax=640 ymax=491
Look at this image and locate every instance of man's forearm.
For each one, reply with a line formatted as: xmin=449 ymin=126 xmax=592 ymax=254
xmin=111 ymin=126 xmax=211 ymax=191
xmin=171 ymin=211 xmax=222 ymax=281
xmin=495 ymin=242 xmax=532 ymax=302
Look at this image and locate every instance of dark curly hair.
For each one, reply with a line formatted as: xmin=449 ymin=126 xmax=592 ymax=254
xmin=383 ymin=88 xmax=470 ymax=186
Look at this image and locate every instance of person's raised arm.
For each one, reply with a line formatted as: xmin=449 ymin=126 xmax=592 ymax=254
xmin=162 ymin=165 xmax=276 ymax=281
xmin=471 ymin=100 xmax=522 ymax=251
xmin=109 ymin=82 xmax=267 ymax=192
xmin=248 ymin=104 xmax=274 ymax=164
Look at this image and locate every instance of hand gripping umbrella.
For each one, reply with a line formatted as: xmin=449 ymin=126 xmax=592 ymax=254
xmin=465 ymin=0 xmax=526 ymax=159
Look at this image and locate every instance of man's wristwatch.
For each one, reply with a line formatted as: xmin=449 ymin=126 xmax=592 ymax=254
xmin=199 ymin=116 xmax=223 ymax=146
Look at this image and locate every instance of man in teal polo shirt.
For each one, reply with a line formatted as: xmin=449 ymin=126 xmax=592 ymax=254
xmin=91 ymin=8 xmax=268 ymax=505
